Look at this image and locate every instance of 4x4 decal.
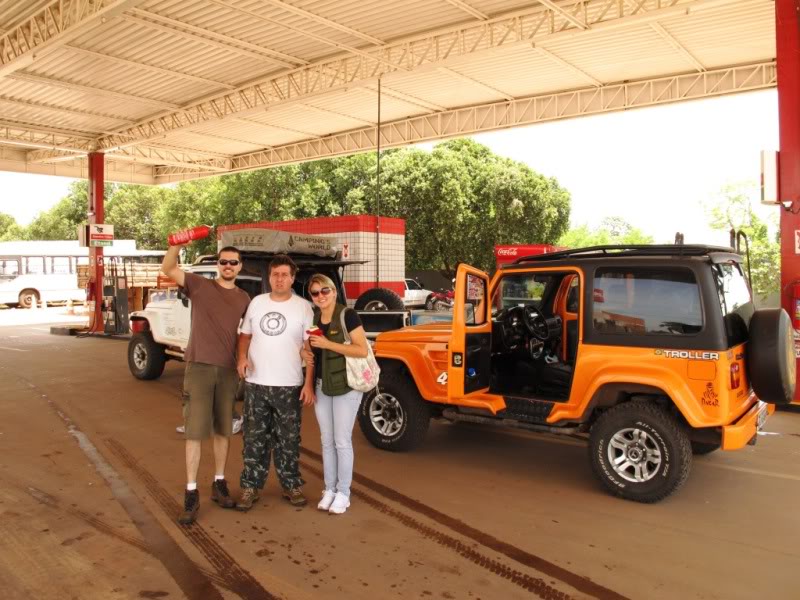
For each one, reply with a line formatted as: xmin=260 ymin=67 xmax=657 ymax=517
xmin=654 ymin=349 xmax=719 ymax=360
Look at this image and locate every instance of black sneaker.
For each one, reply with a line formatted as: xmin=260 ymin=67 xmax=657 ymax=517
xmin=211 ymin=479 xmax=236 ymax=509
xmin=178 ymin=489 xmax=199 ymax=524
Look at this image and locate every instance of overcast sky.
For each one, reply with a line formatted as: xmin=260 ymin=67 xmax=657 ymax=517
xmin=0 ymin=89 xmax=780 ymax=246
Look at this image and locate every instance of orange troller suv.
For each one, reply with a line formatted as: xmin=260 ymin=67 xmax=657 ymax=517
xmin=358 ymin=245 xmax=795 ymax=502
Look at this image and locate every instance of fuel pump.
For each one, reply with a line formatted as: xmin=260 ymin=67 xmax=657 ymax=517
xmin=102 ymin=258 xmax=130 ymax=334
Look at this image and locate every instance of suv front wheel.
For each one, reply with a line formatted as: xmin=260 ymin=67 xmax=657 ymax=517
xmin=358 ymin=372 xmax=430 ymax=451
xmin=589 ymin=400 xmax=692 ymax=503
xmin=128 ymin=332 xmax=167 ymax=380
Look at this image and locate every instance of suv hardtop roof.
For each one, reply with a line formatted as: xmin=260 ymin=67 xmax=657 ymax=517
xmin=508 ymin=244 xmax=740 ymax=267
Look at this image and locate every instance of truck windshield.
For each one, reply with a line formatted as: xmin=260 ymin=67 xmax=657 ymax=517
xmin=713 ymin=262 xmax=754 ymax=347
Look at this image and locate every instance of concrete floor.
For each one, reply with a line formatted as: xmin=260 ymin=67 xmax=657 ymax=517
xmin=0 ymin=317 xmax=798 ymax=600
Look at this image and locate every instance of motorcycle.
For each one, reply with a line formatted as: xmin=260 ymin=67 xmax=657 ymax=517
xmin=424 ymin=287 xmax=455 ymax=311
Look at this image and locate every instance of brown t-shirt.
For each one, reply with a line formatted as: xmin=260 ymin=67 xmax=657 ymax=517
xmin=183 ymin=273 xmax=251 ymax=370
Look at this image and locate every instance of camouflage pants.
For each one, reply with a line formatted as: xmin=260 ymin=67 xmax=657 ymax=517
xmin=240 ymin=382 xmax=305 ymax=491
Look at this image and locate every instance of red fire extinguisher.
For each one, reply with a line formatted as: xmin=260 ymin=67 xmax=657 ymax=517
xmin=168 ymin=225 xmax=212 ymax=246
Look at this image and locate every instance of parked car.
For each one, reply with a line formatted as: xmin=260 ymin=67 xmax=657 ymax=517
xmin=403 ymin=278 xmax=432 ymax=308
xmin=359 ymin=245 xmax=794 ymax=503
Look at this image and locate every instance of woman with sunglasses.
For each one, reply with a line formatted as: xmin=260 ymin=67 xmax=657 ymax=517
xmin=306 ymin=274 xmax=369 ymax=515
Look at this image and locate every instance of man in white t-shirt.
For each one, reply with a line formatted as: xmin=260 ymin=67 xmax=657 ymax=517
xmin=236 ymin=255 xmax=315 ymax=510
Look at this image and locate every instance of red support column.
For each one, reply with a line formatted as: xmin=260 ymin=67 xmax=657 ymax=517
xmin=88 ymin=152 xmax=105 ymax=333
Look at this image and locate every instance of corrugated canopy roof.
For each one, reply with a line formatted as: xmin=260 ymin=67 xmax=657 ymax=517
xmin=0 ymin=0 xmax=777 ymax=185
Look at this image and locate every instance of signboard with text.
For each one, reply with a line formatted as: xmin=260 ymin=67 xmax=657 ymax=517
xmin=89 ymin=224 xmax=114 ymax=248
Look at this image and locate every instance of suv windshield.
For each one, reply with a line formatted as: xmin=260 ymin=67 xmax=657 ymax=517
xmin=713 ymin=262 xmax=754 ymax=347
xmin=492 ymin=273 xmax=552 ymax=311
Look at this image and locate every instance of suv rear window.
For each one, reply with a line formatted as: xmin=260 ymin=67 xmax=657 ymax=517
xmin=593 ymin=268 xmax=702 ymax=336
xmin=713 ymin=262 xmax=754 ymax=347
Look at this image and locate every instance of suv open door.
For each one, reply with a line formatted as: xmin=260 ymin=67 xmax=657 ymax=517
xmin=448 ymin=264 xmax=492 ymax=401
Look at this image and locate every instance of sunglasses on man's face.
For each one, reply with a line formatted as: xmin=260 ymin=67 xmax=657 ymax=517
xmin=218 ymin=259 xmax=240 ymax=266
xmin=309 ymin=287 xmax=332 ymax=298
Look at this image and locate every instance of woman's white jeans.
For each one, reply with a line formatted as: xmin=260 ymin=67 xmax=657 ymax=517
xmin=314 ymin=384 xmax=363 ymax=498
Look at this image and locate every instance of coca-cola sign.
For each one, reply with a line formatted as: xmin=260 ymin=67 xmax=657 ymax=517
xmin=496 ymin=248 xmax=518 ymax=256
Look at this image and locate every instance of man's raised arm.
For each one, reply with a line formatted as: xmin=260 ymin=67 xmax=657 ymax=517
xmin=161 ymin=245 xmax=186 ymax=287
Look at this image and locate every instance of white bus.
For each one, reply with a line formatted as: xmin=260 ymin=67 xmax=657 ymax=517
xmin=0 ymin=240 xmax=164 ymax=308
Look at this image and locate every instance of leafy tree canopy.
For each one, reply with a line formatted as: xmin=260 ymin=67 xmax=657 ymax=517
xmin=558 ymin=217 xmax=654 ymax=248
xmin=705 ymin=182 xmax=779 ymax=301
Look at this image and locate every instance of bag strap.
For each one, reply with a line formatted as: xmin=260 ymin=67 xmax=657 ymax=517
xmin=339 ymin=306 xmax=352 ymax=343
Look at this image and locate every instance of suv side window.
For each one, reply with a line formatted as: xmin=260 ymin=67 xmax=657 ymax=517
xmin=592 ymin=268 xmax=702 ymax=335
xmin=713 ymin=262 xmax=753 ymax=347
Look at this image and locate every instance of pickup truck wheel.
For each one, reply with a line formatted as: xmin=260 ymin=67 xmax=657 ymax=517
xmin=354 ymin=288 xmax=405 ymax=311
xmin=425 ymin=294 xmax=435 ymax=310
xmin=589 ymin=400 xmax=692 ymax=503
xmin=128 ymin=332 xmax=167 ymax=380
xmin=359 ymin=372 xmax=430 ymax=451
xmin=747 ymin=308 xmax=796 ymax=404
xmin=690 ymin=441 xmax=720 ymax=456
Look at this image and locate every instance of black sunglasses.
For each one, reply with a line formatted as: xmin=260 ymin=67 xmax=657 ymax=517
xmin=309 ymin=287 xmax=332 ymax=298
xmin=218 ymin=259 xmax=240 ymax=266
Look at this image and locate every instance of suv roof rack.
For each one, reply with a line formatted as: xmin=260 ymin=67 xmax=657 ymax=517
xmin=510 ymin=244 xmax=735 ymax=265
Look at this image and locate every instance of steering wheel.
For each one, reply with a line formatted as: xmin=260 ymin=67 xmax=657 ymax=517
xmin=522 ymin=305 xmax=550 ymax=341
xmin=498 ymin=306 xmax=527 ymax=349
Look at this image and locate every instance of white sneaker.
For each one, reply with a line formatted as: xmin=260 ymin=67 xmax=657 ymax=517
xmin=232 ymin=415 xmax=243 ymax=435
xmin=176 ymin=425 xmax=185 ymax=434
xmin=317 ymin=490 xmax=336 ymax=511
xmin=328 ymin=492 xmax=350 ymax=515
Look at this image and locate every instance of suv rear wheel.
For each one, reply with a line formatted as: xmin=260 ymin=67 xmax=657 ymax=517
xmin=358 ymin=371 xmax=430 ymax=451
xmin=589 ymin=400 xmax=692 ymax=503
xmin=128 ymin=332 xmax=167 ymax=380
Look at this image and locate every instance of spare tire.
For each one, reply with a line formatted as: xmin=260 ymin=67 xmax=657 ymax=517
xmin=747 ymin=308 xmax=796 ymax=404
xmin=354 ymin=287 xmax=405 ymax=311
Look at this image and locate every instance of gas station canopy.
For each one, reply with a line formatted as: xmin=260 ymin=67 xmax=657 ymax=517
xmin=0 ymin=0 xmax=776 ymax=185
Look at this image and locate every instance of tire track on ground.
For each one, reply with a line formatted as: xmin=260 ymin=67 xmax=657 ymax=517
xmin=8 ymin=370 xmax=223 ymax=600
xmin=300 ymin=459 xmax=572 ymax=600
xmin=106 ymin=438 xmax=277 ymax=600
xmin=22 ymin=485 xmax=232 ymax=593
xmin=300 ymin=447 xmax=628 ymax=600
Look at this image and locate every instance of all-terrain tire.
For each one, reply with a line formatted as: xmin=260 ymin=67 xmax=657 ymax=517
xmin=425 ymin=294 xmax=435 ymax=310
xmin=128 ymin=332 xmax=167 ymax=380
xmin=354 ymin=288 xmax=405 ymax=311
xmin=589 ymin=400 xmax=692 ymax=503
xmin=690 ymin=441 xmax=721 ymax=456
xmin=358 ymin=371 xmax=431 ymax=451
xmin=18 ymin=288 xmax=40 ymax=309
xmin=747 ymin=308 xmax=795 ymax=404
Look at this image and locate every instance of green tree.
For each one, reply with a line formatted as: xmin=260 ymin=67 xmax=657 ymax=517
xmin=558 ymin=217 xmax=654 ymax=248
xmin=105 ymin=184 xmax=172 ymax=249
xmin=706 ymin=182 xmax=780 ymax=301
xmin=0 ymin=212 xmax=19 ymax=240
xmin=23 ymin=181 xmax=115 ymax=240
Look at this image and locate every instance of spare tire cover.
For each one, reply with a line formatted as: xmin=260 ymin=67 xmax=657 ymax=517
xmin=747 ymin=308 xmax=796 ymax=404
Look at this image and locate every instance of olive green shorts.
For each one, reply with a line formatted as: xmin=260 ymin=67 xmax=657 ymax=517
xmin=182 ymin=362 xmax=239 ymax=440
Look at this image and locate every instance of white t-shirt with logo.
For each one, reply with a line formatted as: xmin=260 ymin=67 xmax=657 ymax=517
xmin=240 ymin=293 xmax=314 ymax=386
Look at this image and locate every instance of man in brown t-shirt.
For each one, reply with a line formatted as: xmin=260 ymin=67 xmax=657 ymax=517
xmin=161 ymin=243 xmax=250 ymax=525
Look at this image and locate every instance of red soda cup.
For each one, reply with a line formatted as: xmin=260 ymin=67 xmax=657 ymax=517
xmin=168 ymin=225 xmax=212 ymax=246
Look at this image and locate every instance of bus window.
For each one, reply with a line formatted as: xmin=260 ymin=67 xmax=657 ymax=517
xmin=0 ymin=259 xmax=20 ymax=280
xmin=52 ymin=256 xmax=72 ymax=274
xmin=25 ymin=257 xmax=45 ymax=274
